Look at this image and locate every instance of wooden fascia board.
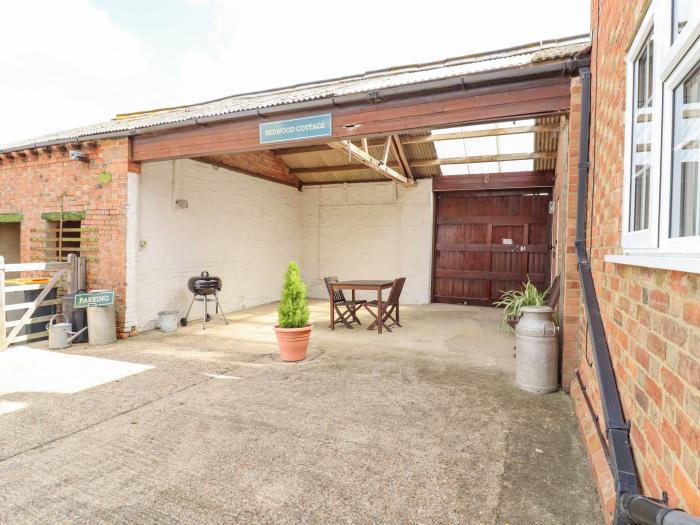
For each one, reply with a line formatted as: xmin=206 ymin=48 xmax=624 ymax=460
xmin=131 ymin=76 xmax=571 ymax=162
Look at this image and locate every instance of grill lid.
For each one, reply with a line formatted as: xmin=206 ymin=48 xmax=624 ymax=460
xmin=188 ymin=271 xmax=222 ymax=295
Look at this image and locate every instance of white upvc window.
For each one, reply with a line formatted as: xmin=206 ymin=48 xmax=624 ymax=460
xmin=619 ymin=0 xmax=700 ymax=268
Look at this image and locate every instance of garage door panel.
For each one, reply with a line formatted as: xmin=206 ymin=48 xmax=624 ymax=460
xmin=433 ymin=190 xmax=551 ymax=305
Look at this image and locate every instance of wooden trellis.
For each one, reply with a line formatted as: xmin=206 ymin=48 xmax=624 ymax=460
xmin=29 ymin=226 xmax=98 ymax=262
xmin=29 ymin=197 xmax=97 ymax=262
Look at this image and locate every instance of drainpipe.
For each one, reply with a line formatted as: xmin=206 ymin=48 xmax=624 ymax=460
xmin=574 ymin=67 xmax=700 ymax=525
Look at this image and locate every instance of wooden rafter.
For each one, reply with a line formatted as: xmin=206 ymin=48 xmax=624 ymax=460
xmin=390 ymin=135 xmax=414 ymax=182
xmin=381 ymin=136 xmax=391 ymax=165
xmin=401 ymin=124 xmax=560 ymax=144
xmin=273 ymin=138 xmax=387 ymax=156
xmin=411 ymin=151 xmax=556 ymax=168
xmin=327 ymin=140 xmax=413 ymax=186
xmin=290 ymin=163 xmax=399 ymax=176
xmin=289 ymin=150 xmax=556 ymax=176
xmin=273 ymin=124 xmax=559 ymax=156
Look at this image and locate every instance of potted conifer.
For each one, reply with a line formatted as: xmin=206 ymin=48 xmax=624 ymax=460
xmin=274 ymin=261 xmax=312 ymax=362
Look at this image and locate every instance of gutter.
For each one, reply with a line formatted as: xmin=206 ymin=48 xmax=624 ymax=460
xmin=0 ymin=57 xmax=590 ymax=154
xmin=574 ymin=66 xmax=700 ymax=525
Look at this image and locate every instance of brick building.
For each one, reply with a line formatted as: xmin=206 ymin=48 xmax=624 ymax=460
xmin=0 ymin=18 xmax=698 ymax=523
xmin=570 ymin=0 xmax=700 ymax=522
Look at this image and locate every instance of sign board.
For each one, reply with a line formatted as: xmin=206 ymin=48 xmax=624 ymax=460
xmin=259 ymin=113 xmax=332 ymax=144
xmin=502 ymin=239 xmax=513 ymax=245
xmin=74 ymin=290 xmax=114 ymax=308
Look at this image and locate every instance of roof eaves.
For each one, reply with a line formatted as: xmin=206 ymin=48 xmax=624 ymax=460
xmin=0 ymin=35 xmax=590 ymax=154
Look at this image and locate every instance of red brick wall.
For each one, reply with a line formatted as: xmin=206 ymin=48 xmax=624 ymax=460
xmin=0 ymin=138 xmax=134 ymax=335
xmin=569 ymin=0 xmax=700 ymax=521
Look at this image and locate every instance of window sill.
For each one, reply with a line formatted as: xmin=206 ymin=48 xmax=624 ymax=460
xmin=605 ymin=254 xmax=700 ymax=274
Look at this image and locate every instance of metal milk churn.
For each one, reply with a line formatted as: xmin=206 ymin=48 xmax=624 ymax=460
xmin=515 ymin=306 xmax=558 ymax=393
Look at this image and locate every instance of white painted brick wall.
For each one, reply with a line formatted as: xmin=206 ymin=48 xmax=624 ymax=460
xmin=124 ymin=171 xmax=140 ymax=330
xmin=134 ymin=159 xmax=302 ymax=331
xmin=301 ymin=180 xmax=433 ymax=304
xmin=129 ymin=162 xmax=433 ymax=331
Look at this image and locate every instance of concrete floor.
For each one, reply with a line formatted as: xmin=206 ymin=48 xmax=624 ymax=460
xmin=0 ymin=301 xmax=601 ymax=525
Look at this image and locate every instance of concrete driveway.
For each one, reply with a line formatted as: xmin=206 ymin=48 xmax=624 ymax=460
xmin=0 ymin=301 xmax=601 ymax=524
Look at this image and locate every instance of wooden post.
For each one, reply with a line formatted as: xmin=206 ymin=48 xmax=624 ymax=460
xmin=67 ymin=254 xmax=77 ymax=294
xmin=58 ymin=194 xmax=64 ymax=262
xmin=0 ymin=256 xmax=6 ymax=350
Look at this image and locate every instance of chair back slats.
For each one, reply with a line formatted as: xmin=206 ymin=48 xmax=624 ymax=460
xmin=323 ymin=276 xmax=347 ymax=302
xmin=387 ymin=277 xmax=406 ymax=304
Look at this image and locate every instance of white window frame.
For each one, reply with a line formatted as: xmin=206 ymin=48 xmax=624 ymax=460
xmin=619 ymin=0 xmax=700 ymax=262
xmin=659 ymin=34 xmax=700 ymax=253
xmin=622 ymin=7 xmax=661 ymax=250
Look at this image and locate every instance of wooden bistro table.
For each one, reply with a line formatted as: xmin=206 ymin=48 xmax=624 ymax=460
xmin=330 ymin=280 xmax=395 ymax=334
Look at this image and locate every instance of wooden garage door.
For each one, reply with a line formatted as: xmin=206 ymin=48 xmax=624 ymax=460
xmin=432 ymin=190 xmax=551 ymax=305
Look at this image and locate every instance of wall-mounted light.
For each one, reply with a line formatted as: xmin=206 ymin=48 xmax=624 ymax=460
xmin=69 ymin=149 xmax=88 ymax=162
xmin=175 ymin=199 xmax=189 ymax=209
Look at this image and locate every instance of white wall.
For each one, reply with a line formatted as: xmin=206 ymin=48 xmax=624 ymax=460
xmin=301 ymin=180 xmax=433 ymax=304
xmin=134 ymin=159 xmax=302 ymax=331
xmin=129 ymin=162 xmax=433 ymax=332
xmin=124 ymin=171 xmax=140 ymax=330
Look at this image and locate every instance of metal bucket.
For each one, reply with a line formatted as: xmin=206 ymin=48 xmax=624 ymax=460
xmin=47 ymin=314 xmax=88 ymax=350
xmin=158 ymin=310 xmax=179 ymax=333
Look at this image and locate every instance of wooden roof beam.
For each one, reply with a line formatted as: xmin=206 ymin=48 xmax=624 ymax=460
xmin=328 ymin=140 xmax=414 ymax=186
xmin=289 ymin=162 xmax=400 ymax=176
xmin=273 ymin=138 xmax=388 ymax=156
xmin=390 ymin=135 xmax=415 ymax=182
xmin=410 ymin=151 xmax=557 ymax=167
xmin=401 ymin=124 xmax=560 ymax=144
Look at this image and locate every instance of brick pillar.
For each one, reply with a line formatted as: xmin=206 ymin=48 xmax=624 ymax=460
xmin=560 ymin=76 xmax=583 ymax=392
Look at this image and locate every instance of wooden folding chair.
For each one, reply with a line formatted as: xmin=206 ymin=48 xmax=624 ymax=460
xmin=324 ymin=276 xmax=366 ymax=329
xmin=364 ymin=277 xmax=406 ymax=332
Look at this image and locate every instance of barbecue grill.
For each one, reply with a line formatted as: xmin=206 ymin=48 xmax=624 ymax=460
xmin=180 ymin=271 xmax=229 ymax=329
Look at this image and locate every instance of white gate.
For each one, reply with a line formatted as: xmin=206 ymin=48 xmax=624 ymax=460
xmin=0 ymin=255 xmax=79 ymax=350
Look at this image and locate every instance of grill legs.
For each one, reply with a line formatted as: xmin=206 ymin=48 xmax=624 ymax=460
xmin=215 ymin=294 xmax=229 ymax=325
xmin=180 ymin=292 xmax=229 ymax=329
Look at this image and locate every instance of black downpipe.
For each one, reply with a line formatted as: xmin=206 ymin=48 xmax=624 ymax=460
xmin=574 ymin=67 xmax=700 ymax=525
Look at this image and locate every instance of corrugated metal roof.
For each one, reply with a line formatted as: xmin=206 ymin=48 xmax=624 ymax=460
xmin=0 ymin=35 xmax=589 ymax=152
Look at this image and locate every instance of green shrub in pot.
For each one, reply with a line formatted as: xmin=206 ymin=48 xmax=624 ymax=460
xmin=274 ymin=261 xmax=312 ymax=362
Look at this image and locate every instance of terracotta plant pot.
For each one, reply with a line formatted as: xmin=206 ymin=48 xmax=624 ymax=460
xmin=274 ymin=324 xmax=312 ymax=362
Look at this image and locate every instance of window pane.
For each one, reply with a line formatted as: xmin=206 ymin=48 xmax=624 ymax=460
xmin=630 ymin=34 xmax=653 ymax=232
xmin=671 ymin=62 xmax=700 ymax=238
xmin=633 ymin=166 xmax=650 ymax=230
xmin=673 ymin=0 xmax=700 ymax=43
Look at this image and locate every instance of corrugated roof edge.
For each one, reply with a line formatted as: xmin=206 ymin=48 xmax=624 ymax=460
xmin=0 ymin=34 xmax=590 ymax=153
